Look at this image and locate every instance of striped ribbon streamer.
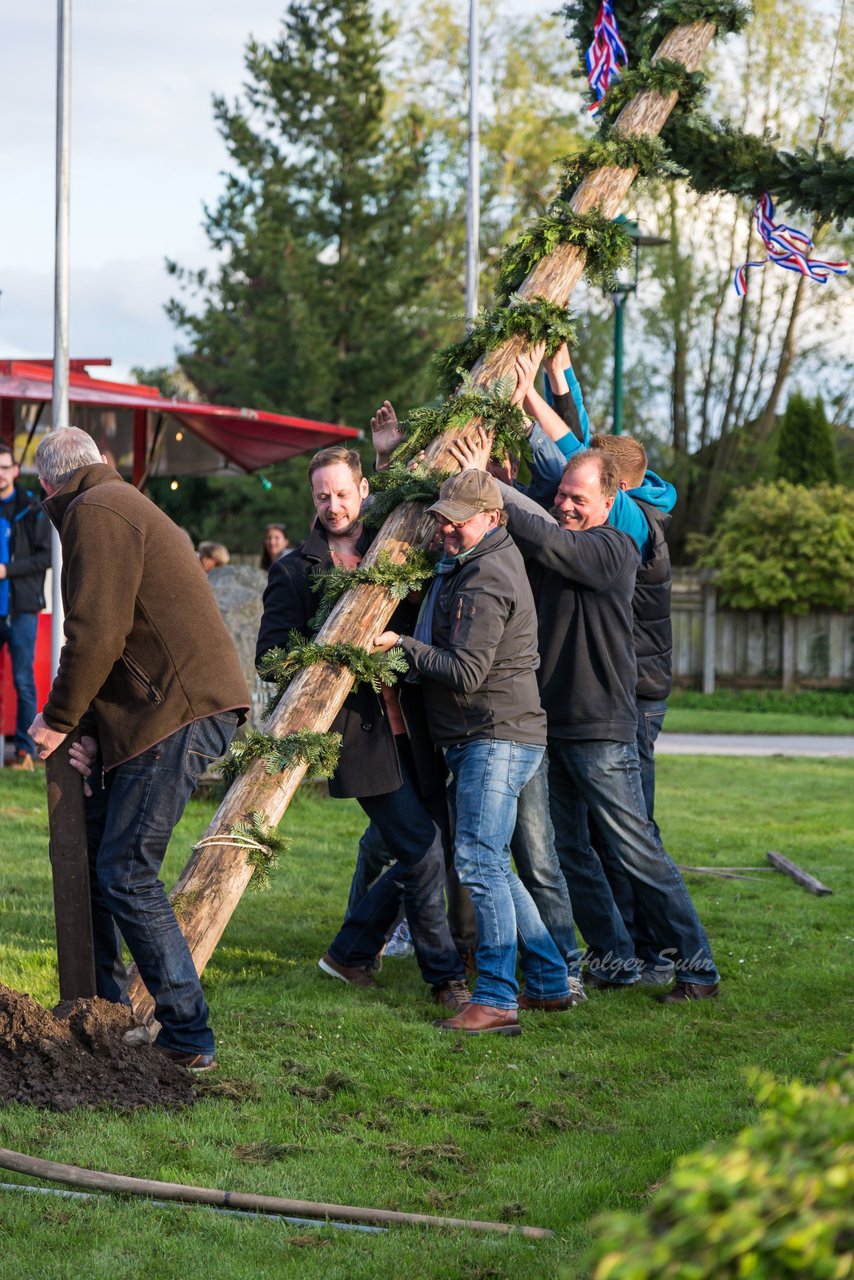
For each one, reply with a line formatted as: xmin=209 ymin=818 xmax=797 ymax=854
xmin=734 ymin=193 xmax=849 ymax=296
xmin=585 ymin=1 xmax=628 ymax=114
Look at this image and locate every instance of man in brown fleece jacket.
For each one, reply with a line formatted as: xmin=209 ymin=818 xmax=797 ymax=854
xmin=29 ymin=427 xmax=249 ymax=1071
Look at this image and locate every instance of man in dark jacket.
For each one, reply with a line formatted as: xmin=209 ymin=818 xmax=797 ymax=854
xmin=489 ymin=448 xmax=720 ymax=1002
xmin=29 ymin=427 xmax=249 ymax=1070
xmin=374 ymin=470 xmax=575 ymax=1035
xmin=256 ymin=446 xmax=469 ymax=1014
xmin=0 ymin=446 xmax=51 ymax=768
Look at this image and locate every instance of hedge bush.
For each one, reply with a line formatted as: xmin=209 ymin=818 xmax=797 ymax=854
xmin=692 ymin=483 xmax=854 ymax=614
xmin=584 ymin=1054 xmax=854 ymax=1280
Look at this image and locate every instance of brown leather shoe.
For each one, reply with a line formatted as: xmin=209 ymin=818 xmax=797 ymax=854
xmin=8 ymin=752 xmax=36 ymax=772
xmin=434 ymin=1003 xmax=521 ymax=1035
xmin=657 ymin=981 xmax=720 ymax=1004
xmin=433 ymin=979 xmax=471 ymax=1013
xmin=318 ymin=953 xmax=376 ymax=988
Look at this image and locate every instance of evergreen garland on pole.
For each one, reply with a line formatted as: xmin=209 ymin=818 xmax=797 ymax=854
xmin=258 ymin=633 xmax=410 ymax=695
xmin=363 ymin=463 xmax=451 ymax=530
xmin=389 ymin=375 xmax=532 ymax=466
xmin=433 ymin=299 xmax=577 ymax=396
xmin=309 ymin=549 xmax=436 ymax=629
xmin=557 ymin=0 xmax=854 ymax=227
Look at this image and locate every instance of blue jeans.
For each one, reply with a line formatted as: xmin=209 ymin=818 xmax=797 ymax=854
xmin=0 ymin=612 xmax=38 ymax=757
xmin=510 ymin=753 xmax=583 ymax=977
xmin=595 ymin=700 xmax=671 ymax=969
xmin=85 ymin=712 xmax=238 ymax=1054
xmin=446 ymin=739 xmax=570 ymax=1010
xmin=329 ymin=740 xmax=465 ymax=989
xmin=548 ymin=737 xmax=719 ymax=987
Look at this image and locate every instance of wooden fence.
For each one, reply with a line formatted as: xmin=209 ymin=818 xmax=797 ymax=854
xmin=672 ymin=572 xmax=854 ymax=690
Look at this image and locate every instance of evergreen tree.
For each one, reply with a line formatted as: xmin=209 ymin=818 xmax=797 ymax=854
xmin=776 ymin=391 xmax=840 ymax=486
xmin=167 ymin=0 xmax=441 ymax=431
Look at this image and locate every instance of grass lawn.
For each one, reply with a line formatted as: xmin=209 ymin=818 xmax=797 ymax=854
xmin=665 ymin=688 xmax=854 ymax=736
xmin=0 ymin=756 xmax=851 ymax=1279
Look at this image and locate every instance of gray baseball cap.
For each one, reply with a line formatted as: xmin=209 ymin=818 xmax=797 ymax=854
xmin=427 ymin=469 xmax=504 ymax=523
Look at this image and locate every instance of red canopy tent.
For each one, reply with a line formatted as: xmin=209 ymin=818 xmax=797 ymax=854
xmin=0 ymin=358 xmax=360 ymax=485
xmin=0 ymin=358 xmax=360 ymax=748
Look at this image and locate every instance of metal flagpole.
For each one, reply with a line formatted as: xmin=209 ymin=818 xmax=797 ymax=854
xmin=464 ymin=0 xmax=480 ymax=324
xmin=51 ymin=0 xmax=71 ymax=675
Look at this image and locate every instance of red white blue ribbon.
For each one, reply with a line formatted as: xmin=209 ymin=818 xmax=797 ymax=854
xmin=586 ymin=1 xmax=628 ymax=114
xmin=734 ymin=193 xmax=849 ymax=296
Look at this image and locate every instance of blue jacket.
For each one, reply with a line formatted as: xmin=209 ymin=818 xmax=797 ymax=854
xmin=529 ymin=368 xmax=676 ymax=559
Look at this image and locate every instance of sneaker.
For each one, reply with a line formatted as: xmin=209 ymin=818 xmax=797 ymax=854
xmin=638 ymin=965 xmax=676 ymax=987
xmin=8 ymin=752 xmax=35 ymax=772
xmin=384 ymin=919 xmax=414 ymax=959
xmin=568 ymin=975 xmax=587 ymax=1004
xmin=155 ymin=1044 xmax=217 ymax=1072
xmin=433 ymin=979 xmax=471 ymax=1013
xmin=318 ymin=952 xmax=377 ymax=988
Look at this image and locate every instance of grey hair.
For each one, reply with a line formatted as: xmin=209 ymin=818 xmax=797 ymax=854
xmin=35 ymin=427 xmax=104 ymax=488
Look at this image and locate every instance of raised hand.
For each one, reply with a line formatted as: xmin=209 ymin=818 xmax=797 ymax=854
xmin=449 ymin=426 xmax=491 ymax=472
xmin=371 ymin=400 xmax=406 ymax=470
xmin=511 ymin=340 xmax=547 ymax=407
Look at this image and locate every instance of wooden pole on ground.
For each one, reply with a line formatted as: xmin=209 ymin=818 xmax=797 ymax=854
xmin=766 ymin=850 xmax=833 ymax=896
xmin=127 ymin=19 xmax=718 ymax=1023
xmin=46 ymin=735 xmax=96 ymax=1000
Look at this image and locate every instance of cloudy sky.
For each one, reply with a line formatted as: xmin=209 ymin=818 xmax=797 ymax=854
xmin=1 ymin=1 xmax=549 ymax=384
xmin=0 ymin=4 xmax=301 ymax=378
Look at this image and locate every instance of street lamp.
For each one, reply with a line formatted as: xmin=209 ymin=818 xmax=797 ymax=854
xmin=610 ymin=215 xmax=669 ymax=435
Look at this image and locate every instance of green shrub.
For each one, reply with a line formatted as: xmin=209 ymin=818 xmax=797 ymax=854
xmin=584 ymin=1054 xmax=854 ymax=1280
xmin=692 ymin=482 xmax=854 ymax=614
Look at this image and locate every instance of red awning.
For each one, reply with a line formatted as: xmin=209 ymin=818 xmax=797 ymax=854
xmin=0 ymin=359 xmax=360 ymax=480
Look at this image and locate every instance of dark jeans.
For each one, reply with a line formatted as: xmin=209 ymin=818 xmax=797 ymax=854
xmin=85 ymin=712 xmax=238 ymax=1054
xmin=345 ymin=821 xmax=393 ymax=918
xmin=345 ymin=814 xmax=478 ymax=955
xmin=548 ymin=736 xmax=719 ymax=987
xmin=329 ymin=740 xmax=465 ymax=989
xmin=0 ymin=612 xmax=38 ymax=757
xmin=510 ymin=752 xmax=583 ymax=977
xmin=595 ymin=699 xmax=670 ymax=968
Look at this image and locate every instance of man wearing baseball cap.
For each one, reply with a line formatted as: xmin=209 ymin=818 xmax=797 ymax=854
xmin=373 ymin=469 xmax=575 ymax=1034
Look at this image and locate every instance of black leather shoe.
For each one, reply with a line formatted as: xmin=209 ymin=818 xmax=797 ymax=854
xmin=657 ymin=981 xmax=720 ymax=1004
xmin=584 ymin=971 xmax=632 ymax=991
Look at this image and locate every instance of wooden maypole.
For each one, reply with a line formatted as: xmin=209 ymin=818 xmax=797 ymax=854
xmin=128 ymin=17 xmax=717 ymax=1022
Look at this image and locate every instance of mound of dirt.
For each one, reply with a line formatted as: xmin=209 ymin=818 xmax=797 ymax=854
xmin=0 ymin=985 xmax=196 ymax=1111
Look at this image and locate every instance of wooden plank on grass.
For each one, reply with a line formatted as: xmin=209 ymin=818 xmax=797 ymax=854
xmin=766 ymin=849 xmax=833 ymax=896
xmin=46 ymin=737 xmax=96 ymax=998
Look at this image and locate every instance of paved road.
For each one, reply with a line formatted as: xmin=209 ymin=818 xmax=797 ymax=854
xmin=657 ymin=733 xmax=854 ymax=757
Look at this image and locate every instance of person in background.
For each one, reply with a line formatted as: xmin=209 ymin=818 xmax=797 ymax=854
xmin=0 ymin=445 xmax=51 ymax=770
xmin=198 ymin=542 xmax=230 ymax=572
xmin=260 ymin=523 xmax=290 ymax=571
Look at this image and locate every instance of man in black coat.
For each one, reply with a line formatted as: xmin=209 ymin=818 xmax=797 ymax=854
xmin=256 ymin=446 xmax=469 ymax=1013
xmin=0 ymin=446 xmax=50 ymax=768
xmin=453 ymin=436 xmax=720 ymax=1004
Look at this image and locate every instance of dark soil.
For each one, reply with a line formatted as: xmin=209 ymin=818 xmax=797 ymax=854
xmin=0 ymin=984 xmax=196 ymax=1111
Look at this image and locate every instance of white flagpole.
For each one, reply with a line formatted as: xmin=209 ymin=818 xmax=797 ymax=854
xmin=51 ymin=0 xmax=71 ymax=676
xmin=464 ymin=0 xmax=480 ymax=324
